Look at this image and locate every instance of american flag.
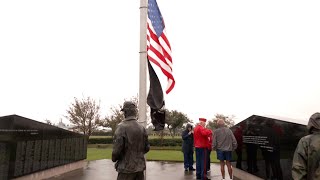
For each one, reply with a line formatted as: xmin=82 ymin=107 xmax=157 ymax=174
xmin=147 ymin=0 xmax=175 ymax=94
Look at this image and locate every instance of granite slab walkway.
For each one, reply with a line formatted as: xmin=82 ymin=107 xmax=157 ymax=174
xmin=55 ymin=160 xmax=225 ymax=180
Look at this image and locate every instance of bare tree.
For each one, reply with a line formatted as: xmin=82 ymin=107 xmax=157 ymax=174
xmin=99 ymin=105 xmax=124 ymax=137
xmin=65 ymin=96 xmax=101 ymax=136
xmin=98 ymin=95 xmax=143 ymax=137
xmin=98 ymin=95 xmax=152 ymax=137
xmin=44 ymin=119 xmax=53 ymax=125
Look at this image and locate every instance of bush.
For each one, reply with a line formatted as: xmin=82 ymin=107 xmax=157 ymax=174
xmin=88 ymin=137 xmax=113 ymax=144
xmin=149 ymin=138 xmax=182 ymax=146
xmin=91 ymin=131 xmax=112 ymax=136
xmin=88 ymin=137 xmax=183 ymax=147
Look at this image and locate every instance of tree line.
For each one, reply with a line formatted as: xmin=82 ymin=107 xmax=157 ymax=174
xmin=59 ymin=96 xmax=235 ymax=137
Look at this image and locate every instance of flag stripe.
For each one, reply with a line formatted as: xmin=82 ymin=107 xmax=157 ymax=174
xmin=148 ymin=55 xmax=175 ymax=94
xmin=147 ymin=45 xmax=173 ymax=80
xmin=159 ymin=34 xmax=172 ymax=61
xmin=147 ymin=48 xmax=173 ymax=77
xmin=147 ymin=19 xmax=172 ymax=63
xmin=147 ymin=0 xmax=175 ymax=94
xmin=166 ymin=78 xmax=175 ymax=94
xmin=160 ymin=33 xmax=171 ymax=50
xmin=147 ymin=32 xmax=172 ymax=71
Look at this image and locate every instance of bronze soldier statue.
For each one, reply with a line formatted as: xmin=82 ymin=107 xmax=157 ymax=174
xmin=112 ymin=101 xmax=150 ymax=180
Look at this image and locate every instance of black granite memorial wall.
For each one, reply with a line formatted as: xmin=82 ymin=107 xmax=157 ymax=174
xmin=0 ymin=115 xmax=87 ymax=180
xmin=0 ymin=142 xmax=10 ymax=180
xmin=231 ymin=115 xmax=308 ymax=180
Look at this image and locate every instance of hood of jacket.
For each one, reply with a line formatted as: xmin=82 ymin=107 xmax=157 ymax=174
xmin=308 ymin=112 xmax=320 ymax=133
xmin=185 ymin=124 xmax=193 ymax=130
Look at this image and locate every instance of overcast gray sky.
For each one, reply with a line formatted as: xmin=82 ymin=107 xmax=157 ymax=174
xmin=1 ymin=0 xmax=319 ymax=125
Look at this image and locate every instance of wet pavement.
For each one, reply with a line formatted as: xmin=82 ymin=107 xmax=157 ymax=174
xmin=56 ymin=160 xmax=224 ymax=180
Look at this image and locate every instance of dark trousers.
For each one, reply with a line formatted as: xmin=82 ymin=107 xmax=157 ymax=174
xmin=246 ymin=144 xmax=258 ymax=173
xmin=207 ymin=149 xmax=211 ymax=170
xmin=271 ymin=150 xmax=283 ymax=180
xmin=262 ymin=150 xmax=283 ymax=180
xmin=235 ymin=148 xmax=242 ymax=169
xmin=183 ymin=151 xmax=194 ymax=169
xmin=117 ymin=171 xmax=144 ymax=180
xmin=262 ymin=150 xmax=271 ymax=179
xmin=196 ymin=148 xmax=208 ymax=180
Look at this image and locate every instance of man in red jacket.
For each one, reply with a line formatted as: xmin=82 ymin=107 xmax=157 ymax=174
xmin=194 ymin=118 xmax=212 ymax=180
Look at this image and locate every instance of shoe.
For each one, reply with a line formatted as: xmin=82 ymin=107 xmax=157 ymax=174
xmin=189 ymin=167 xmax=196 ymax=171
xmin=184 ymin=168 xmax=188 ymax=172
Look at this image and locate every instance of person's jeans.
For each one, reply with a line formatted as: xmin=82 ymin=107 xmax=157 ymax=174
xmin=183 ymin=151 xmax=194 ymax=169
xmin=195 ymin=148 xmax=208 ymax=180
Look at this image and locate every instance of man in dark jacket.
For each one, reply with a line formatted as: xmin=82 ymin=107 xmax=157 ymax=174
xmin=292 ymin=112 xmax=320 ymax=180
xmin=112 ymin=101 xmax=150 ymax=180
xmin=182 ymin=124 xmax=195 ymax=171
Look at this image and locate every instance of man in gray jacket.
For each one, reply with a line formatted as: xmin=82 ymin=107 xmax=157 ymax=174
xmin=212 ymin=119 xmax=237 ymax=180
xmin=112 ymin=101 xmax=150 ymax=180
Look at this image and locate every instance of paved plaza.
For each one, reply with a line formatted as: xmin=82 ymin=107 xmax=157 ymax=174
xmin=54 ymin=160 xmax=225 ymax=180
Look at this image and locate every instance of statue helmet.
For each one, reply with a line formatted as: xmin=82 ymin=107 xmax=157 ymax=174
xmin=121 ymin=101 xmax=137 ymax=112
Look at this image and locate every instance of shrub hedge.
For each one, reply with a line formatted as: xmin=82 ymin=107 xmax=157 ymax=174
xmin=88 ymin=138 xmax=113 ymax=144
xmin=88 ymin=137 xmax=182 ymax=146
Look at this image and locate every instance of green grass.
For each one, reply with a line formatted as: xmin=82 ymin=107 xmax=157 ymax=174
xmin=88 ymin=144 xmax=182 ymax=151
xmin=146 ymin=150 xmax=184 ymax=161
xmin=87 ymin=147 xmax=219 ymax=163
xmin=87 ymin=148 xmax=112 ymax=161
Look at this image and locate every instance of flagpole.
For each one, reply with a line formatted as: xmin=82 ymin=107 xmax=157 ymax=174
xmin=139 ymin=3 xmax=148 ymax=180
xmin=139 ymin=0 xmax=148 ymax=129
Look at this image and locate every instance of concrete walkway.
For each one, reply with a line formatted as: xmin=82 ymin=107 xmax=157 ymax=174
xmin=56 ymin=160 xmax=225 ymax=180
